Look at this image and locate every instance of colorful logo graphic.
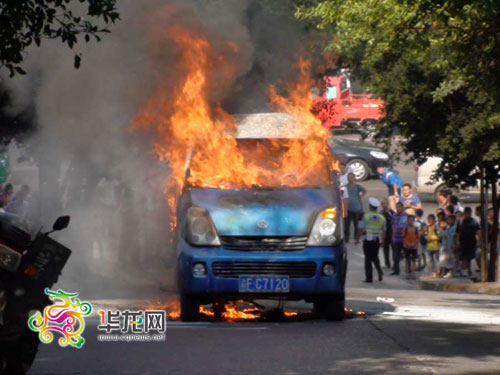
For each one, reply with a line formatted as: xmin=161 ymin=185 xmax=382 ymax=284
xmin=28 ymin=289 xmax=92 ymax=348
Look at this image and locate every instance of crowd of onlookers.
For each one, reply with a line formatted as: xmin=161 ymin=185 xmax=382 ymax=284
xmin=340 ymin=162 xmax=497 ymax=281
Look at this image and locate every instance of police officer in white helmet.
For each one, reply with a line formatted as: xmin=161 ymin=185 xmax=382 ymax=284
xmin=358 ymin=197 xmax=386 ymax=283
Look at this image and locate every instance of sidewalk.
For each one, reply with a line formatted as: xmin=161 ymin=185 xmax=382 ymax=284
xmin=418 ymin=275 xmax=500 ymax=294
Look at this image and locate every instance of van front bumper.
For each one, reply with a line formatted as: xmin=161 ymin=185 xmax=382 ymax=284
xmin=177 ymin=239 xmax=347 ymax=302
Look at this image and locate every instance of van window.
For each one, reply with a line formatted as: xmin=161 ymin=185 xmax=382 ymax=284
xmin=325 ymin=86 xmax=337 ymax=100
xmin=340 ymin=79 xmax=348 ymax=92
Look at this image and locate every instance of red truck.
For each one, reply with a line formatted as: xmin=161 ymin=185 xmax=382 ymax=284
xmin=313 ymin=75 xmax=385 ymax=128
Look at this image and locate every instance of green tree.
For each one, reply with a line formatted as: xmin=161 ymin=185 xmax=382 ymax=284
xmin=297 ymin=0 xmax=500 ymax=281
xmin=0 ymin=0 xmax=119 ymax=76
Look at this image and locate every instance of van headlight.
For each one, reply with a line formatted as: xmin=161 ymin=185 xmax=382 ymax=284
xmin=185 ymin=207 xmax=221 ymax=246
xmin=370 ymin=150 xmax=389 ymax=160
xmin=307 ymin=207 xmax=343 ymax=246
xmin=0 ymin=244 xmax=22 ymax=272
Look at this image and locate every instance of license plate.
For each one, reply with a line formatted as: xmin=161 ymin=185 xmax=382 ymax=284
xmin=238 ymin=275 xmax=290 ymax=293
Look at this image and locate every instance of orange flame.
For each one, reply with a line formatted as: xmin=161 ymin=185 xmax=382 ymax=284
xmin=221 ymin=303 xmax=260 ymax=321
xmin=142 ymin=299 xmax=180 ymax=321
xmin=133 ymin=27 xmax=337 ymax=232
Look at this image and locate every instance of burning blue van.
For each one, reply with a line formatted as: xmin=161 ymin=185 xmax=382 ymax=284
xmin=175 ymin=134 xmax=347 ymax=321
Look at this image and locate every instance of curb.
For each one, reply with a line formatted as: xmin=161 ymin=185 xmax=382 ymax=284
xmin=418 ymin=277 xmax=500 ymax=295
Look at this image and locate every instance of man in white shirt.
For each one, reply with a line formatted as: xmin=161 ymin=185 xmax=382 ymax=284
xmin=339 ymin=162 xmax=354 ymax=187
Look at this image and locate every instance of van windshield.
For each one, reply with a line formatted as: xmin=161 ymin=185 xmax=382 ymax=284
xmin=186 ymin=138 xmax=334 ymax=189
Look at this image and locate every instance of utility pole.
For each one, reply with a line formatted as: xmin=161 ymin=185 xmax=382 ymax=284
xmin=480 ymin=166 xmax=488 ymax=283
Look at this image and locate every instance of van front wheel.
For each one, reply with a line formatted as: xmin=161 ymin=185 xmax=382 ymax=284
xmin=180 ymin=294 xmax=200 ymax=322
xmin=314 ymin=296 xmax=345 ymax=321
xmin=325 ymin=298 xmax=345 ymax=321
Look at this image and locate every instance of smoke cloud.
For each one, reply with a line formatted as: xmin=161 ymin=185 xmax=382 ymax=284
xmin=0 ymin=0 xmax=308 ymax=301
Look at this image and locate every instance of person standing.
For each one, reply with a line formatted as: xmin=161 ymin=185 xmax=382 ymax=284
xmin=377 ymin=165 xmax=403 ymax=210
xmin=390 ymin=202 xmax=408 ymax=275
xmin=437 ymin=189 xmax=451 ymax=211
xmin=338 ymin=162 xmax=353 ymax=188
xmin=450 ymin=195 xmax=464 ymax=214
xmin=457 ymin=207 xmax=480 ymax=277
xmin=415 ymin=209 xmax=427 ymax=271
xmin=436 ymin=219 xmax=449 ymax=278
xmin=399 ymin=183 xmax=422 ymax=216
xmin=444 ymin=215 xmax=457 ymax=278
xmin=425 ymin=214 xmax=440 ymax=272
xmin=380 ymin=198 xmax=394 ymax=268
xmin=358 ymin=197 xmax=386 ymax=283
xmin=338 ymin=162 xmax=354 ymax=206
xmin=344 ymin=172 xmax=367 ymax=244
xmin=402 ymin=215 xmax=419 ymax=279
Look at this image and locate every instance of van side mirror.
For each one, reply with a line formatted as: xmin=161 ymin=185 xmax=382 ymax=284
xmin=52 ymin=216 xmax=70 ymax=232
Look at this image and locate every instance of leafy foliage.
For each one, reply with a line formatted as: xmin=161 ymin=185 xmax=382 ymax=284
xmin=296 ymin=0 xmax=500 ymax=185
xmin=297 ymin=0 xmax=500 ymax=280
xmin=0 ymin=0 xmax=119 ymax=76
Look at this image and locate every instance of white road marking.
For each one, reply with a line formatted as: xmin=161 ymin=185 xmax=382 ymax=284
xmin=379 ymin=305 xmax=500 ymax=325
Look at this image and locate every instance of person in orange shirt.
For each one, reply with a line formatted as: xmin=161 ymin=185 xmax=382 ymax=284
xmin=402 ymin=215 xmax=419 ymax=279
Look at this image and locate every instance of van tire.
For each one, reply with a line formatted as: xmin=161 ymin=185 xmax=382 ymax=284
xmin=314 ymin=295 xmax=345 ymax=321
xmin=180 ymin=294 xmax=200 ymax=322
xmin=213 ymin=301 xmax=226 ymax=319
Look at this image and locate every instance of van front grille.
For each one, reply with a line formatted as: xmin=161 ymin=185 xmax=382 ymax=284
xmin=211 ymin=261 xmax=316 ymax=278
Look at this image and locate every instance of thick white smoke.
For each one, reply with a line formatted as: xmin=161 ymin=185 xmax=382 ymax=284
xmin=0 ymin=0 xmax=306 ymax=300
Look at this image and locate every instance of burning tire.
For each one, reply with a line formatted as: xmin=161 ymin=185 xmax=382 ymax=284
xmin=180 ymin=294 xmax=200 ymax=322
xmin=212 ymin=301 xmax=225 ymax=319
xmin=313 ymin=295 xmax=345 ymax=321
xmin=325 ymin=299 xmax=345 ymax=321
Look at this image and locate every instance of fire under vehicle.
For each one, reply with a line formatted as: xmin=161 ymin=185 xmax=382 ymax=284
xmin=313 ymin=75 xmax=385 ymax=128
xmin=175 ymin=114 xmax=347 ymax=322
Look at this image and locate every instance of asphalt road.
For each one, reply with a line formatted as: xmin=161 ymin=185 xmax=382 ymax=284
xmin=30 ymin=163 xmax=500 ymax=375
xmin=30 ymin=238 xmax=500 ymax=375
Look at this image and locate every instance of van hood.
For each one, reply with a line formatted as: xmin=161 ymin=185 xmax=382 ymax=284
xmin=188 ymin=187 xmax=336 ymax=236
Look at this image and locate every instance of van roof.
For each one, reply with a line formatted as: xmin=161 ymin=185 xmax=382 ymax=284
xmin=233 ymin=112 xmax=309 ymax=139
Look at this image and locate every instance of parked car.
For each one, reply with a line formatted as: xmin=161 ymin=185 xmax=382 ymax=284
xmin=175 ymin=136 xmax=347 ymax=322
xmin=414 ymin=156 xmax=480 ymax=202
xmin=328 ymin=137 xmax=391 ymax=181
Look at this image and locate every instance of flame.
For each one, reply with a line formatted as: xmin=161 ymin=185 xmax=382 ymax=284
xmin=199 ymin=306 xmax=215 ymax=317
xmin=142 ymin=299 xmax=180 ymax=321
xmin=344 ymin=306 xmax=365 ymax=317
xmin=132 ymin=26 xmax=338 ymax=232
xmin=221 ymin=303 xmax=260 ymax=321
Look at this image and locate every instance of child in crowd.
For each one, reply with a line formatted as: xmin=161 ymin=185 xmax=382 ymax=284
xmin=425 ymin=214 xmax=440 ymax=271
xmin=436 ymin=219 xmax=449 ymax=278
xmin=415 ymin=209 xmax=427 ymax=271
xmin=437 ymin=209 xmax=446 ymax=223
xmin=438 ymin=215 xmax=457 ymax=279
xmin=442 ymin=215 xmax=457 ymax=279
xmin=402 ymin=215 xmax=419 ymax=279
xmin=445 ymin=205 xmax=455 ymax=217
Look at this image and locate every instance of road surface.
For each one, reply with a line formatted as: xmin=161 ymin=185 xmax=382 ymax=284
xmin=30 ymin=246 xmax=500 ymax=375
